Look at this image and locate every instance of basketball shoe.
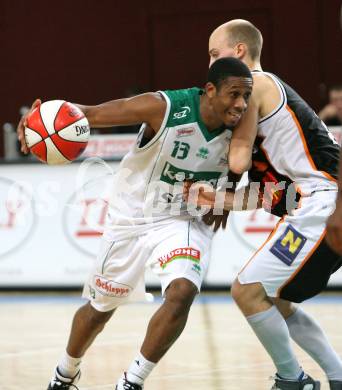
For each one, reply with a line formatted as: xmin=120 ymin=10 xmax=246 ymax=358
xmin=47 ymin=367 xmax=81 ymax=389
xmin=271 ymin=373 xmax=320 ymax=389
xmin=115 ymin=372 xmax=143 ymax=389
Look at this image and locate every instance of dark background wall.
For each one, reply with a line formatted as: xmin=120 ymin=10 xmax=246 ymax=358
xmin=1 ymin=0 xmax=341 ymax=157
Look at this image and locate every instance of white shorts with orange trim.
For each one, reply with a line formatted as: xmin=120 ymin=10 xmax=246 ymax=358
xmin=82 ymin=218 xmax=213 ymax=312
xmin=238 ymin=190 xmax=341 ymax=302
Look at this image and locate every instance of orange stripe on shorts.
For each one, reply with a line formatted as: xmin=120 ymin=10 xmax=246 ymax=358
xmin=238 ymin=217 xmax=285 ymax=275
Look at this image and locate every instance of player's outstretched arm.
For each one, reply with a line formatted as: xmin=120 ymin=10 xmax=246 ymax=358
xmin=16 ymin=93 xmax=166 ymax=155
xmin=76 ymin=92 xmax=166 ymax=131
xmin=326 ymin=156 xmax=342 ymax=255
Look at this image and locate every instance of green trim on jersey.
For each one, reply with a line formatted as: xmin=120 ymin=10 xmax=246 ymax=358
xmin=163 ymin=87 xmax=227 ymax=142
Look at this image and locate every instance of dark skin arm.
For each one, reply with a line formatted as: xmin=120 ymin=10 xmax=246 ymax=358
xmin=17 ymin=93 xmax=166 ymax=154
xmin=201 ymin=208 xmax=229 ymax=232
xmin=200 ymin=171 xmax=243 ymax=232
xmin=184 ymin=181 xmax=261 ymax=212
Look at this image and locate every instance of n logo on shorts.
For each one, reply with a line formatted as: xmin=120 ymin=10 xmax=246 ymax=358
xmin=270 ymin=225 xmax=307 ymax=266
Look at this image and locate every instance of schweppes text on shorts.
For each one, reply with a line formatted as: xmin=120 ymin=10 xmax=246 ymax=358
xmin=94 ymin=275 xmax=131 ymax=297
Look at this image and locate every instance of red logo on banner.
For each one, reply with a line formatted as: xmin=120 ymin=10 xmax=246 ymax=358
xmin=0 ymin=178 xmax=35 ymax=258
xmin=1 ymin=199 xmax=23 ymax=229
xmin=63 ymin=174 xmax=113 ymax=257
xmin=76 ymin=198 xmax=109 ymax=237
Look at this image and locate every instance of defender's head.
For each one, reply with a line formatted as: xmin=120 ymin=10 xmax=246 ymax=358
xmin=209 ymin=19 xmax=263 ymax=67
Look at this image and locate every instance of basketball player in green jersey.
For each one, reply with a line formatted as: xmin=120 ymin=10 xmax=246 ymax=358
xmin=189 ymin=19 xmax=342 ymax=390
xmin=17 ymin=58 xmax=253 ymax=389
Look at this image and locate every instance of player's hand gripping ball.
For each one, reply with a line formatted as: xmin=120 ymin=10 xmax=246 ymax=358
xmin=24 ymin=100 xmax=90 ymax=164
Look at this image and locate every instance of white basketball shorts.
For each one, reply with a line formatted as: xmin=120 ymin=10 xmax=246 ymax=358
xmin=238 ymin=190 xmax=342 ymax=303
xmin=82 ymin=218 xmax=213 ymax=312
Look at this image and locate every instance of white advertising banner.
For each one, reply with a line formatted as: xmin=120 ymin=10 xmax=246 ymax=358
xmin=81 ymin=134 xmax=137 ymax=159
xmin=0 ymin=127 xmax=341 ymax=288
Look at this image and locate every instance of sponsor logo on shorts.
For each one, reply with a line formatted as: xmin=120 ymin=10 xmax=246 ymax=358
xmin=94 ymin=275 xmax=132 ymax=297
xmin=191 ymin=263 xmax=202 ymax=275
xmin=270 ymin=225 xmax=307 ymax=266
xmin=158 ymin=247 xmax=200 ymax=269
xmin=176 ymin=127 xmax=195 ymax=138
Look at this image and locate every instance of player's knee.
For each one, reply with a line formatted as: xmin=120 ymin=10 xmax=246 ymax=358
xmin=272 ymin=297 xmax=297 ymax=319
xmin=84 ymin=302 xmax=114 ymax=328
xmin=231 ymin=279 xmax=264 ymax=306
xmin=165 ymin=278 xmax=197 ymax=316
xmin=231 ymin=279 xmax=244 ymax=304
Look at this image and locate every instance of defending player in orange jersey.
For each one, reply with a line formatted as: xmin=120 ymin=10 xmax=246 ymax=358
xmin=188 ymin=19 xmax=342 ymax=390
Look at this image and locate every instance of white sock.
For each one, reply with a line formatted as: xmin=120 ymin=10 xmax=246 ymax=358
xmin=57 ymin=351 xmax=82 ymax=378
xmin=247 ymin=305 xmax=303 ymax=380
xmin=126 ymin=352 xmax=156 ymax=385
xmin=286 ymin=307 xmax=342 ymax=381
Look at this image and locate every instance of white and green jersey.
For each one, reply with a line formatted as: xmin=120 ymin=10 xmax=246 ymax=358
xmin=104 ymin=87 xmax=232 ymax=241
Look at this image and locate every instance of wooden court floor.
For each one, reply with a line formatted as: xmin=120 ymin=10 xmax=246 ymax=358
xmin=0 ymin=292 xmax=341 ymax=390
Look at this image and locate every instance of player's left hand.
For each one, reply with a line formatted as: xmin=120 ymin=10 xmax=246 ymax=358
xmin=183 ymin=181 xmax=229 ymax=232
xmin=17 ymin=99 xmax=41 ymax=154
xmin=326 ymin=200 xmax=342 ymax=255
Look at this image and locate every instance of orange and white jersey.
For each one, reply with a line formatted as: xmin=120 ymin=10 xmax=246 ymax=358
xmin=249 ymin=71 xmax=340 ymax=217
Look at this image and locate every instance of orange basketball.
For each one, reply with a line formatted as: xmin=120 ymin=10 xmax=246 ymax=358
xmin=25 ymin=100 xmax=90 ymax=164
